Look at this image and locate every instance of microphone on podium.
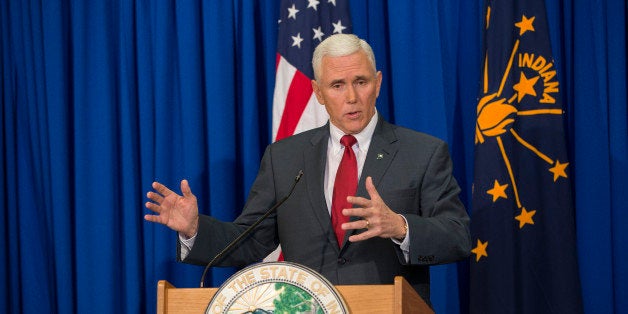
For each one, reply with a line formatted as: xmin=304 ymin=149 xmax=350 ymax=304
xmin=199 ymin=170 xmax=304 ymax=288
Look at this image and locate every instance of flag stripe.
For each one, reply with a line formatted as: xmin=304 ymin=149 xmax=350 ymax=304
xmin=275 ymin=66 xmax=313 ymax=141
xmin=272 ymin=55 xmax=297 ymax=139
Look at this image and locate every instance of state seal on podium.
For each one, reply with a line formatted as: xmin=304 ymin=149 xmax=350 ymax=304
xmin=206 ymin=262 xmax=348 ymax=314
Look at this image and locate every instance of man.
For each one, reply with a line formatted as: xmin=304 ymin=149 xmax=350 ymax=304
xmin=144 ymin=34 xmax=471 ymax=304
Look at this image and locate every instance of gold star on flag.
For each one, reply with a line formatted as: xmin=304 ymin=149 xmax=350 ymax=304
xmin=487 ymin=180 xmax=509 ymax=202
xmin=513 ymin=72 xmax=540 ymax=102
xmin=549 ymin=160 xmax=569 ymax=181
xmin=471 ymin=239 xmax=488 ymax=262
xmin=515 ymin=15 xmax=535 ymax=35
xmin=515 ymin=207 xmax=536 ymax=229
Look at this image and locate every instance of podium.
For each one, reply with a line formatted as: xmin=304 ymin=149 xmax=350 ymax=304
xmin=157 ymin=276 xmax=433 ymax=314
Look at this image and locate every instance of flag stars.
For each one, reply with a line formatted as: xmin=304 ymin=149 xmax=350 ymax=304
xmin=549 ymin=160 xmax=569 ymax=181
xmin=471 ymin=239 xmax=488 ymax=262
xmin=328 ymin=0 xmax=337 ymax=6
xmin=487 ymin=180 xmax=508 ymax=202
xmin=332 ymin=20 xmax=347 ymax=34
xmin=513 ymin=72 xmax=539 ymax=102
xmin=307 ymin=0 xmax=320 ymax=10
xmin=312 ymin=26 xmax=324 ymax=41
xmin=291 ymin=33 xmax=304 ymax=48
xmin=287 ymin=4 xmax=299 ymax=20
xmin=515 ymin=207 xmax=536 ymax=229
xmin=515 ymin=15 xmax=536 ymax=36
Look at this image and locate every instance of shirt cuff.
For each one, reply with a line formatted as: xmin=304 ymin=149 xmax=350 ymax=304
xmin=179 ymin=232 xmax=197 ymax=260
xmin=391 ymin=215 xmax=410 ymax=263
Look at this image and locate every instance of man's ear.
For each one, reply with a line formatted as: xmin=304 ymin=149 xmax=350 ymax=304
xmin=311 ymin=80 xmax=324 ymax=105
xmin=375 ymin=71 xmax=383 ymax=97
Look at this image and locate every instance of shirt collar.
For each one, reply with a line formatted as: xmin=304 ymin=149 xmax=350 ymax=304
xmin=329 ymin=110 xmax=378 ymax=154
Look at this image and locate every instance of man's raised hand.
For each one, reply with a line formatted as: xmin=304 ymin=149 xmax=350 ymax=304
xmin=144 ymin=180 xmax=199 ymax=238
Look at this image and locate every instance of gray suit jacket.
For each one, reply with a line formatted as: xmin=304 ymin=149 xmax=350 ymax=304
xmin=182 ymin=115 xmax=471 ymax=303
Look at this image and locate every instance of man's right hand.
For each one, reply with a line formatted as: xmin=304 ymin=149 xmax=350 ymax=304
xmin=144 ymin=179 xmax=199 ymax=238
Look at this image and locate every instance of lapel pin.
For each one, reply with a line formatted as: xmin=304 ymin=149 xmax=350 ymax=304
xmin=377 ymin=153 xmax=384 ymax=160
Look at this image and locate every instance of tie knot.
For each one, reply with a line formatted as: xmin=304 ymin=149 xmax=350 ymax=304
xmin=340 ymin=135 xmax=357 ymax=148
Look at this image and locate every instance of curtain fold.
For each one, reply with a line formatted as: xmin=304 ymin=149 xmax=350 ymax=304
xmin=570 ymin=0 xmax=627 ymax=312
xmin=1 ymin=0 xmax=626 ymax=313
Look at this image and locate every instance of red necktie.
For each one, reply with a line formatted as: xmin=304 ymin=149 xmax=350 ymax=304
xmin=331 ymin=135 xmax=358 ymax=247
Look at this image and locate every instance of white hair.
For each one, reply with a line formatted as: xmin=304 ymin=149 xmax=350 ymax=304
xmin=312 ymin=34 xmax=377 ymax=81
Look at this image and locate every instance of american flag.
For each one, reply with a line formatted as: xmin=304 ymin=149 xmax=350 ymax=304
xmin=272 ymin=0 xmax=352 ymax=141
xmin=266 ymin=0 xmax=352 ymax=261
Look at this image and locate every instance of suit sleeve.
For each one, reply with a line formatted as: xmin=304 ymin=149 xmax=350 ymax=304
xmin=180 ymin=146 xmax=280 ymax=267
xmin=402 ymin=141 xmax=472 ymax=265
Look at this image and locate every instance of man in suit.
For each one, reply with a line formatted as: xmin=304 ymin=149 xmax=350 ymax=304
xmin=144 ymin=34 xmax=471 ymax=304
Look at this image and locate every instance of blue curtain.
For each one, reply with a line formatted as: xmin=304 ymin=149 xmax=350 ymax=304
xmin=1 ymin=0 xmax=625 ymax=313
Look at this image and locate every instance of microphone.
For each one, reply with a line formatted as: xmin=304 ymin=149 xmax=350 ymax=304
xmin=199 ymin=170 xmax=304 ymax=288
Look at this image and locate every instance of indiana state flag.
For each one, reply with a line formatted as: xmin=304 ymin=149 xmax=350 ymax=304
xmin=470 ymin=0 xmax=583 ymax=313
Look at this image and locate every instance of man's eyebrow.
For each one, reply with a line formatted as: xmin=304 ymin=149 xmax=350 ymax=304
xmin=329 ymin=78 xmax=345 ymax=86
xmin=353 ymin=75 xmax=370 ymax=81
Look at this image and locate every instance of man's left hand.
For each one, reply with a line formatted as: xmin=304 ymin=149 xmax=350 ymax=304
xmin=342 ymin=176 xmax=408 ymax=241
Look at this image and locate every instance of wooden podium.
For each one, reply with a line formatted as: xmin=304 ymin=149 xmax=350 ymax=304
xmin=157 ymin=276 xmax=433 ymax=314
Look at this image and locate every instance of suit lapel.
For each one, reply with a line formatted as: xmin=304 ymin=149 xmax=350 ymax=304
xmin=357 ymin=117 xmax=398 ymax=198
xmin=303 ymin=124 xmax=340 ymax=251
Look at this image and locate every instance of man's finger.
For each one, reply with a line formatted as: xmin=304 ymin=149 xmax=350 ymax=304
xmin=348 ymin=230 xmax=375 ymax=242
xmin=145 ymin=201 xmax=161 ymax=213
xmin=146 ymin=191 xmax=163 ymax=204
xmin=144 ymin=214 xmax=163 ymax=224
xmin=152 ymin=181 xmax=174 ymax=196
xmin=346 ymin=195 xmax=370 ymax=208
xmin=180 ymin=179 xmax=193 ymax=197
xmin=342 ymin=207 xmax=370 ymax=219
xmin=365 ymin=176 xmax=382 ymax=202
xmin=341 ymin=219 xmax=370 ymax=231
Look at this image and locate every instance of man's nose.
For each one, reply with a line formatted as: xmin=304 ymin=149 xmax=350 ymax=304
xmin=346 ymin=84 xmax=357 ymax=103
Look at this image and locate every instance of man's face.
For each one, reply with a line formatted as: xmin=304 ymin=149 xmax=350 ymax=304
xmin=312 ymin=51 xmax=382 ymax=135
